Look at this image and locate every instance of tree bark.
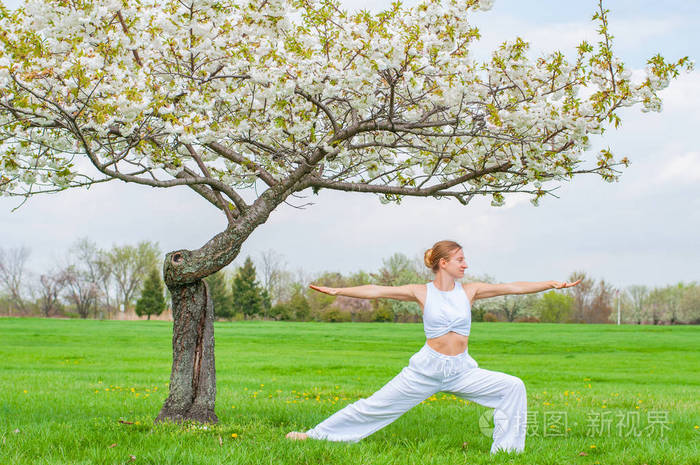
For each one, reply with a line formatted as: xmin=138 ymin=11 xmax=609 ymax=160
xmin=155 ymin=277 xmax=218 ymax=424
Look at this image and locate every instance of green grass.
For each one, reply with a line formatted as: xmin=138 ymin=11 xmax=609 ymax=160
xmin=1 ymin=318 xmax=699 ymax=465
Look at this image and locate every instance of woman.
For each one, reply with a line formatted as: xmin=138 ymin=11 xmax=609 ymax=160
xmin=286 ymin=240 xmax=581 ymax=453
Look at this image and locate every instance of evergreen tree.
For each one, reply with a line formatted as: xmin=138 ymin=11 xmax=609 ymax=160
xmin=205 ymin=270 xmax=234 ymax=319
xmin=231 ymin=257 xmax=265 ymax=318
xmin=135 ymin=268 xmax=166 ymax=320
xmin=261 ymin=287 xmax=272 ymax=318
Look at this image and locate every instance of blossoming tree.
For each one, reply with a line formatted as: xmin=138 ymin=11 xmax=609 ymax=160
xmin=0 ymin=0 xmax=690 ymax=423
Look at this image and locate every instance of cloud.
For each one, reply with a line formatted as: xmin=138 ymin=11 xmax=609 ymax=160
xmin=656 ymin=72 xmax=700 ymax=112
xmin=658 ymin=151 xmax=700 ymax=185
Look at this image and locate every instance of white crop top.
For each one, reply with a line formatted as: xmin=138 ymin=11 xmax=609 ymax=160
xmin=423 ymin=281 xmax=472 ymax=339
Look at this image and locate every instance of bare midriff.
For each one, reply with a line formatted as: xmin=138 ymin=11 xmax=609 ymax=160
xmin=426 ymin=331 xmax=468 ymax=356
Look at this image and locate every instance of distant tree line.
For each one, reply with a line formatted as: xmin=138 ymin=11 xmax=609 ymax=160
xmin=1 ymin=243 xmax=698 ymax=324
xmin=0 ymin=239 xmax=161 ymax=319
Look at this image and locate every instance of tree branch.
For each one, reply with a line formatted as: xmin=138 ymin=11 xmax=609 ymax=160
xmin=301 ymin=161 xmax=513 ymax=197
xmin=174 ymin=168 xmax=238 ymax=219
xmin=294 ymin=86 xmax=340 ymax=135
xmin=184 ymin=144 xmax=236 ymax=225
xmin=205 ymin=142 xmax=277 ymax=187
xmin=116 ymin=11 xmax=143 ymax=67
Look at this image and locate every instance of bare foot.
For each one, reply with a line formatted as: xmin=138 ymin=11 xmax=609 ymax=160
xmin=286 ymin=431 xmax=308 ymax=440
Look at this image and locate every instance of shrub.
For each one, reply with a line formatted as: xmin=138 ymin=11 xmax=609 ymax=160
xmin=269 ymin=303 xmax=295 ymax=321
xmin=372 ymin=307 xmax=394 ymax=322
xmin=471 ymin=306 xmax=486 ymax=322
xmin=320 ymin=307 xmax=352 ymax=322
xmin=483 ymin=312 xmax=500 ymax=322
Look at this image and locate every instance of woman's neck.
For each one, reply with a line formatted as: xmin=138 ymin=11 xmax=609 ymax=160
xmin=432 ymin=273 xmax=456 ymax=292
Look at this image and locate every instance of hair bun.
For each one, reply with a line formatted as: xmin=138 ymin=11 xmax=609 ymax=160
xmin=423 ymin=248 xmax=434 ymax=269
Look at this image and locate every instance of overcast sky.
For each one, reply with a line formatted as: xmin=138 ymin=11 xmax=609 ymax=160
xmin=1 ymin=0 xmax=698 ymax=288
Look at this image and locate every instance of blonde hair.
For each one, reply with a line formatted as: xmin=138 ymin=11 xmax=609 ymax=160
xmin=424 ymin=240 xmax=462 ymax=273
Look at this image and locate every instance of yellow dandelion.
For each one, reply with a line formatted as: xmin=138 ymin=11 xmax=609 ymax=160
xmin=130 ymin=388 xmax=135 ymax=393
xmin=602 ymin=405 xmax=606 ymax=409
xmin=694 ymin=425 xmax=699 ymax=429
xmin=231 ymin=405 xmax=236 ymax=409
xmin=23 ymin=390 xmax=28 ymax=394
xmin=231 ymin=433 xmax=238 ymax=438
xmin=590 ymin=445 xmax=596 ymax=449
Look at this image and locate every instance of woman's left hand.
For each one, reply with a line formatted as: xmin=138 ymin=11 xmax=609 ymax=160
xmin=551 ymin=279 xmax=582 ymax=289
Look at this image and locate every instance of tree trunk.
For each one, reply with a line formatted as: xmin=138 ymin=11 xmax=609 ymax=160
xmin=155 ymin=278 xmax=218 ymax=424
xmin=153 ymin=198 xmax=280 ymax=424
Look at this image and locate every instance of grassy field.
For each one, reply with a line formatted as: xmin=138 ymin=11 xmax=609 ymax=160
xmin=0 ymin=318 xmax=698 ymax=465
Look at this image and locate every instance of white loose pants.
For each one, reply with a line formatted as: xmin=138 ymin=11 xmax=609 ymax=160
xmin=306 ymin=344 xmax=527 ymax=454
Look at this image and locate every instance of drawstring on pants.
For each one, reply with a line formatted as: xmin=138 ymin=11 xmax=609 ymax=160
xmin=442 ymin=357 xmax=460 ymax=379
xmin=421 ymin=344 xmax=472 ymax=380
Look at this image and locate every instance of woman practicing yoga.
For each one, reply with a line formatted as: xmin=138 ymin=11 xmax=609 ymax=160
xmin=286 ymin=240 xmax=581 ymax=453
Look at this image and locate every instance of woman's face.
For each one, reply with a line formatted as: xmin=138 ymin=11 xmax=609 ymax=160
xmin=441 ymin=248 xmax=468 ymax=278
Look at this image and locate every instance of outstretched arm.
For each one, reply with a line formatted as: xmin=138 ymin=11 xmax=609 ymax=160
xmin=469 ymin=279 xmax=582 ymax=301
xmin=309 ymin=284 xmax=419 ymax=302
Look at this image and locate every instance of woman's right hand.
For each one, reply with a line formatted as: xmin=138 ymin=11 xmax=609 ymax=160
xmin=309 ymin=284 xmax=339 ymax=296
